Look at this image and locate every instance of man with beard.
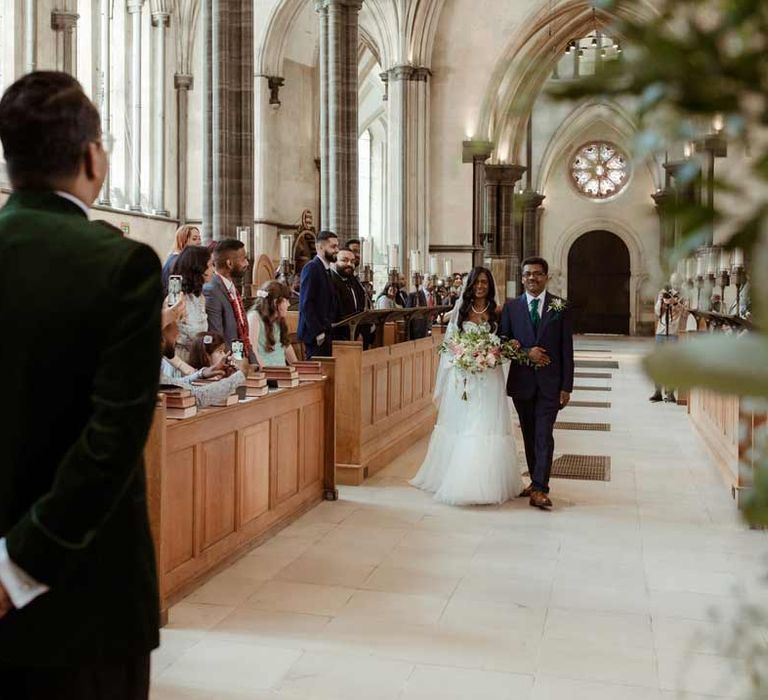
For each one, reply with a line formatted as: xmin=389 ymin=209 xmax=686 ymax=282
xmin=346 ymin=239 xmax=361 ymax=271
xmin=331 ymin=247 xmax=372 ymax=349
xmin=203 ymin=239 xmax=256 ymax=363
xmin=159 ymin=320 xmax=247 ymax=407
xmin=298 ymin=230 xmax=340 ymax=359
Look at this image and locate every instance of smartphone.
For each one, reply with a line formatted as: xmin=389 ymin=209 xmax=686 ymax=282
xmin=231 ymin=340 xmax=244 ymax=361
xmin=168 ymin=275 xmax=182 ymax=306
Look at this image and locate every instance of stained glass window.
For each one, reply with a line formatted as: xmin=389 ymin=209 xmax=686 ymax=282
xmin=570 ymin=142 xmax=629 ymax=199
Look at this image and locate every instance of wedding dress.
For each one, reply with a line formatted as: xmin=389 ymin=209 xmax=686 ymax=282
xmin=410 ymin=318 xmax=523 ymax=506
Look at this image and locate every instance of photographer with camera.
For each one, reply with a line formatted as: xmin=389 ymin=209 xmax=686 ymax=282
xmin=649 ymin=285 xmax=688 ymax=403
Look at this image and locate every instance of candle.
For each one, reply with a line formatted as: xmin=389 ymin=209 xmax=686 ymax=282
xmin=685 ymin=257 xmax=695 ymax=280
xmin=732 ymin=247 xmax=744 ymax=267
xmin=410 ymin=250 xmax=420 ymax=274
xmin=280 ymin=234 xmax=292 ymax=260
xmin=389 ymin=244 xmax=399 ymax=269
xmin=359 ymin=237 xmax=366 ymax=267
xmin=719 ymin=248 xmax=730 ymax=272
xmin=429 ymin=255 xmax=438 ymax=276
xmin=696 ymin=255 xmax=704 ymax=277
xmin=707 ymin=248 xmax=717 ymax=275
xmin=444 ymin=258 xmax=453 ymax=277
xmin=365 ymin=238 xmax=373 ymax=265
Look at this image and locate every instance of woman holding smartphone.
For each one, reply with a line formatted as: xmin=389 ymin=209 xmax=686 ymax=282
xmin=169 ymin=246 xmax=214 ymax=362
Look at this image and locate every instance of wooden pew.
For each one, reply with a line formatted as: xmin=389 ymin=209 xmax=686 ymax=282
xmin=332 ymin=336 xmax=440 ymax=485
xmin=144 ymin=374 xmax=336 ymax=619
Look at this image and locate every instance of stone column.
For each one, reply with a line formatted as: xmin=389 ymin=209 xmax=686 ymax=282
xmin=387 ymin=64 xmax=431 ymax=276
xmin=51 ymin=10 xmax=79 ymax=75
xmin=483 ymin=164 xmax=526 ymax=297
xmin=150 ymin=2 xmax=171 ymax=216
xmin=652 ymin=188 xmax=675 ymax=254
xmin=127 ymin=0 xmax=145 ymax=212
xmin=462 ymin=140 xmax=494 ymax=268
xmin=316 ymin=0 xmax=363 ymax=242
xmin=253 ymin=74 xmax=281 ymax=258
xmin=24 ymin=0 xmax=37 ymax=74
xmin=202 ymin=0 xmax=254 ymax=241
xmin=97 ymin=0 xmax=112 ymax=205
xmin=175 ymin=73 xmax=192 ymax=222
xmin=521 ymin=190 xmax=545 ymax=262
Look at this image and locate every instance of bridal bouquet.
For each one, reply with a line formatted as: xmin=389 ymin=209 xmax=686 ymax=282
xmin=440 ymin=327 xmax=530 ymax=399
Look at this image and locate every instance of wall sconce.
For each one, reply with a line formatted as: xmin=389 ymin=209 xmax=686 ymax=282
xmin=267 ymin=76 xmax=284 ymax=110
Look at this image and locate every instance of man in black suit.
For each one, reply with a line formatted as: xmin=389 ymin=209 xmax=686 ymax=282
xmin=331 ymin=247 xmax=372 ymax=349
xmin=298 ymin=230 xmax=339 ymax=358
xmin=499 ymin=257 xmax=574 ymax=510
xmin=406 ymin=276 xmax=429 ymax=340
xmin=0 ymin=72 xmax=161 ymax=698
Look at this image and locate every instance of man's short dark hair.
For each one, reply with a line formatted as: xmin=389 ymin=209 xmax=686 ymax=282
xmin=0 ymin=71 xmax=102 ymax=188
xmin=316 ymin=230 xmax=338 ymax=242
xmin=521 ymin=256 xmax=549 ymax=274
xmin=346 ymin=239 xmax=360 ymax=247
xmin=213 ymin=238 xmax=244 ymax=266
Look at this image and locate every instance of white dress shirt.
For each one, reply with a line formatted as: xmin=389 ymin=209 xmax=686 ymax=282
xmin=54 ymin=190 xmax=90 ymax=217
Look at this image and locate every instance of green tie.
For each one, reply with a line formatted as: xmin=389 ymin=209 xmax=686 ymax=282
xmin=530 ymin=298 xmax=541 ymax=329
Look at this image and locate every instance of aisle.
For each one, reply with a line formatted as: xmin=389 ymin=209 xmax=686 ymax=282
xmin=151 ymin=338 xmax=767 ymax=700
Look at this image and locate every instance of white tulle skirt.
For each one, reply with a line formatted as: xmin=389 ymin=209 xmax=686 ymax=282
xmin=410 ymin=365 xmax=523 ymax=506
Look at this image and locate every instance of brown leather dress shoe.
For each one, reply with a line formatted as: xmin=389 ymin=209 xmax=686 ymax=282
xmin=529 ymin=491 xmax=553 ymax=509
xmin=519 ymin=485 xmax=534 ymax=498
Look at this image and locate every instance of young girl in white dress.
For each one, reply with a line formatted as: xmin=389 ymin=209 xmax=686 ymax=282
xmin=410 ymin=267 xmax=523 ymax=505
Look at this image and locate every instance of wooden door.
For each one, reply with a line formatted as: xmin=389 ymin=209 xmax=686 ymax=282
xmin=567 ymin=230 xmax=630 ymax=334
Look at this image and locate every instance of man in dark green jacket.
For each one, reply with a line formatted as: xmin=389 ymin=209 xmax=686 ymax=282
xmin=0 ymin=73 xmax=161 ymax=698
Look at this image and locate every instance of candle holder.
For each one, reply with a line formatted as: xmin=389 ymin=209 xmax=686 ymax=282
xmin=695 ymin=274 xmax=705 ymax=309
xmin=388 ymin=268 xmax=400 ymax=286
xmin=717 ymin=269 xmax=730 ymax=313
xmin=731 ymin=265 xmax=746 ymax=317
xmin=360 ymin=264 xmax=374 ymax=304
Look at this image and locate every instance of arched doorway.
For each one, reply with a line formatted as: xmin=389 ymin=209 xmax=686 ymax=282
xmin=567 ymin=230 xmax=630 ymax=334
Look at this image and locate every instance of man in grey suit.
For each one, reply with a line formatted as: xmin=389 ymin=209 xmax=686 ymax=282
xmin=203 ymin=239 xmax=257 ymax=363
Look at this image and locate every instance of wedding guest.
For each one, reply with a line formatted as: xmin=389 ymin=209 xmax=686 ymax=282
xmin=161 ymin=224 xmax=201 ymax=295
xmin=170 ymin=245 xmax=213 ymax=362
xmin=204 ymin=239 xmax=256 ymax=363
xmin=346 ymin=238 xmax=361 ymax=270
xmin=406 ymin=278 xmax=429 ymax=339
xmin=298 ymin=230 xmax=339 ymax=359
xmin=188 ymin=331 xmax=230 ymax=372
xmin=396 ymin=273 xmax=409 ymax=307
xmin=161 ymin=321 xmax=246 ymax=407
xmin=650 ymin=286 xmax=687 ymax=403
xmin=376 ymin=283 xmax=400 ymax=310
xmin=0 ymin=71 xmax=160 ymax=699
xmin=331 ymin=247 xmax=372 ymax=348
xmin=248 ymin=281 xmax=299 ymax=367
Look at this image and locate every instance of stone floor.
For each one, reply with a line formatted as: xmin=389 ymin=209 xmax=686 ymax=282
xmin=151 ymin=338 xmax=768 ymax=700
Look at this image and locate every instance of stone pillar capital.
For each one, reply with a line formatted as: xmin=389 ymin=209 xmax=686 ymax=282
xmin=51 ymin=11 xmax=78 ymax=31
xmin=483 ymin=163 xmax=527 ymax=185
xmin=651 ymin=189 xmax=674 ymax=208
xmin=462 ymin=140 xmax=494 ymax=164
xmin=316 ymin=0 xmax=362 ymax=11
xmin=174 ymin=73 xmax=194 ymax=90
xmin=151 ymin=11 xmax=171 ymax=27
xmin=521 ymin=190 xmax=545 ymax=209
xmin=387 ymin=64 xmax=431 ymax=82
xmin=127 ymin=0 xmax=145 ymax=14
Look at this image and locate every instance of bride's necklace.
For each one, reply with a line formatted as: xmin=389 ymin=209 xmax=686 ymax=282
xmin=471 ymin=302 xmax=489 ymax=315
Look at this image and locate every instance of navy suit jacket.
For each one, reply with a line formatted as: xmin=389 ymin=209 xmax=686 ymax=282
xmin=298 ymin=256 xmax=338 ymax=344
xmin=500 ymin=292 xmax=574 ymax=400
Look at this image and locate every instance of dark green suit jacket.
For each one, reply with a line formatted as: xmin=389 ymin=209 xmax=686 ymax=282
xmin=0 ymin=191 xmax=161 ymax=666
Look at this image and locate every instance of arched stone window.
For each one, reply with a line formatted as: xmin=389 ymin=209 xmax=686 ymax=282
xmin=570 ymin=141 xmax=629 ymax=199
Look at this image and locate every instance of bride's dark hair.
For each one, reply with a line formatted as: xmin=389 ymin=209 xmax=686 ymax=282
xmin=457 ymin=266 xmax=497 ymax=332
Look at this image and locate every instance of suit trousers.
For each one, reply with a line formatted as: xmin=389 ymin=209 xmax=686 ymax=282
xmin=304 ymin=336 xmax=333 ymax=360
xmin=513 ymin=391 xmax=561 ymax=493
xmin=0 ymin=655 xmax=150 ymax=700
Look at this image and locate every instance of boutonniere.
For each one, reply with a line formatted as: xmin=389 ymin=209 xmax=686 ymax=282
xmin=547 ymin=298 xmax=567 ymax=317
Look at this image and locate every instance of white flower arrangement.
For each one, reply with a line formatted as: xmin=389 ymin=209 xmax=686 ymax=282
xmin=203 ymin=335 xmax=213 ymax=344
xmin=256 ymin=289 xmax=269 ymax=299
xmin=547 ymin=298 xmax=567 ymax=316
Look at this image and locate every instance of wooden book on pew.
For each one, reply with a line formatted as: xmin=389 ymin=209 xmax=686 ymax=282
xmin=263 ymin=366 xmax=300 ymax=388
xmin=292 ymin=361 xmax=324 ymax=382
xmin=211 ymin=393 xmax=239 ymax=407
xmin=245 ymin=371 xmax=269 ymax=397
xmin=159 ymin=386 xmax=196 ymax=410
xmin=166 ymin=405 xmax=198 ymax=420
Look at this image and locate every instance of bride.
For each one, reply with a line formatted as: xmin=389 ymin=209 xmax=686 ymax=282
xmin=410 ymin=267 xmax=523 ymax=505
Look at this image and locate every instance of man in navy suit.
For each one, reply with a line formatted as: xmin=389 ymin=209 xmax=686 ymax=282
xmin=500 ymin=257 xmax=574 ymax=509
xmin=298 ymin=230 xmax=340 ymax=359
